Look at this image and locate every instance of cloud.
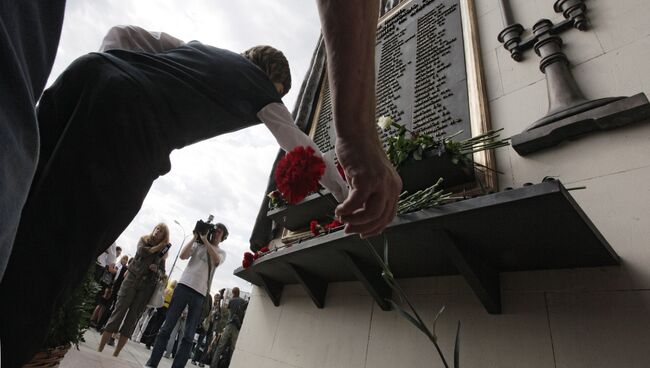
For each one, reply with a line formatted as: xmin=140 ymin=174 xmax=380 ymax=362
xmin=51 ymin=0 xmax=321 ymax=292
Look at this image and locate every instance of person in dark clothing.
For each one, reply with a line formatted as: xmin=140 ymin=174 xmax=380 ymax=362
xmin=99 ymin=255 xmax=129 ymax=345
xmin=192 ymin=294 xmax=222 ymax=366
xmin=0 ymin=24 xmax=346 ymax=368
xmin=96 ymin=254 xmax=129 ymax=330
xmin=211 ymin=288 xmax=248 ymax=367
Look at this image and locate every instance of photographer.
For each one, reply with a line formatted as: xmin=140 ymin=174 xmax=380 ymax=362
xmin=98 ymin=223 xmax=170 ymax=357
xmin=145 ymin=221 xmax=228 ymax=368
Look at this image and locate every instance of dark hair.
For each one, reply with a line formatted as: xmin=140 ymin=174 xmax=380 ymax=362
xmin=116 ymin=246 xmax=122 ymax=252
xmin=232 ymin=287 xmax=240 ymax=297
xmin=242 ymin=45 xmax=291 ymax=96
xmin=215 ymin=223 xmax=229 ymax=242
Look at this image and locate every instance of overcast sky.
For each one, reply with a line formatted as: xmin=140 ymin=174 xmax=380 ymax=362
xmin=50 ymin=0 xmax=322 ymax=293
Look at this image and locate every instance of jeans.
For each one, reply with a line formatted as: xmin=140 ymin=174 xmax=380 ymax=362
xmin=147 ymin=284 xmax=205 ymax=368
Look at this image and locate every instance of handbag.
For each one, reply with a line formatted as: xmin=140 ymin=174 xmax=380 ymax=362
xmin=147 ymin=277 xmax=166 ymax=308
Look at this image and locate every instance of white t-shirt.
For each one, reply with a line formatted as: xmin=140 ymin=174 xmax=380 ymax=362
xmin=179 ymin=242 xmax=226 ymax=295
xmin=96 ymin=242 xmax=117 ymax=268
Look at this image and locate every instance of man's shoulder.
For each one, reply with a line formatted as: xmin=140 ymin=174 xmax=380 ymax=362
xmin=184 ymin=41 xmax=240 ymax=59
xmin=230 ymin=296 xmax=246 ymax=305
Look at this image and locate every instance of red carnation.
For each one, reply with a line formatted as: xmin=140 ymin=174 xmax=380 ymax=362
xmin=252 ymin=252 xmax=260 ymax=260
xmin=260 ymin=246 xmax=270 ymax=253
xmin=325 ymin=219 xmax=344 ymax=230
xmin=242 ymin=252 xmax=255 ymax=268
xmin=310 ymin=220 xmax=322 ymax=236
xmin=275 ymin=146 xmax=326 ymax=204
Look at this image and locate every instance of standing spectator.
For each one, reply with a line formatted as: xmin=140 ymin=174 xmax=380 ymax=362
xmin=95 ymin=255 xmax=129 ymax=330
xmin=145 ymin=223 xmax=229 ymax=368
xmin=193 ymin=294 xmax=222 ymax=366
xmin=211 ymin=287 xmax=248 ymax=368
xmin=98 ymin=224 xmax=170 ymax=357
xmin=141 ymin=279 xmax=177 ymax=349
xmin=90 ymin=242 xmax=118 ymax=328
xmin=112 ymin=255 xmax=130 ymax=298
xmin=94 ymin=243 xmax=118 ymax=284
xmin=99 ymin=254 xmax=129 ymax=345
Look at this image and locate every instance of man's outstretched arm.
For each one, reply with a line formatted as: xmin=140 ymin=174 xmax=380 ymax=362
xmin=316 ymin=1 xmax=402 ymax=237
xmin=257 ymin=103 xmax=349 ymax=203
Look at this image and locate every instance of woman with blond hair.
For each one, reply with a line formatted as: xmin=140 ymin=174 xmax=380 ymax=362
xmin=98 ymin=223 xmax=171 ymax=357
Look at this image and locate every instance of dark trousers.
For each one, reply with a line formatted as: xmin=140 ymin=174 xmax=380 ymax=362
xmin=147 ymin=284 xmax=205 ymax=368
xmin=0 ymin=1 xmax=67 ymax=288
xmin=0 ymin=3 xmax=66 ymax=366
xmin=0 ymin=53 xmax=169 ymax=367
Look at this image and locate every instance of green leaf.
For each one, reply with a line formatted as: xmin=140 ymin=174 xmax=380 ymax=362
xmin=398 ymin=125 xmax=407 ymax=136
xmin=383 ymin=234 xmax=390 ymax=269
xmin=383 ymin=274 xmax=403 ymax=303
xmin=432 ymin=306 xmax=446 ymax=342
xmin=386 ymin=299 xmax=435 ymax=341
xmin=454 ymin=321 xmax=461 ymax=368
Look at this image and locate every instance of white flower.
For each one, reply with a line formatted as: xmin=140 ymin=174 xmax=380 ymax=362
xmin=377 ymin=116 xmax=393 ymax=130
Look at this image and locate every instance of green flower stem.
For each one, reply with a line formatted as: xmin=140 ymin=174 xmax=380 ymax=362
xmin=365 ymin=237 xmax=451 ymax=368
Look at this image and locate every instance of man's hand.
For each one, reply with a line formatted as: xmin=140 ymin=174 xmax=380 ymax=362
xmin=335 ymin=139 xmax=402 ymax=237
xmin=199 ymin=233 xmax=210 ymax=245
xmin=316 ymin=1 xmax=401 ymax=237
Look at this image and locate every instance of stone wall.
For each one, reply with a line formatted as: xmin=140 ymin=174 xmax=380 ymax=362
xmin=231 ymin=1 xmax=650 ymax=367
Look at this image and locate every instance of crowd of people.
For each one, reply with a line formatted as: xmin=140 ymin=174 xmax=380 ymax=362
xmin=89 ymin=222 xmax=248 ymax=368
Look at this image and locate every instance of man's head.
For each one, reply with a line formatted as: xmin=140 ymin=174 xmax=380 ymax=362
xmin=242 ymin=45 xmax=291 ymax=97
xmin=116 ymin=246 xmax=122 ymax=258
xmin=232 ymin=287 xmax=240 ymax=297
xmin=120 ymin=255 xmax=128 ymax=265
xmin=214 ymin=223 xmax=229 ymax=242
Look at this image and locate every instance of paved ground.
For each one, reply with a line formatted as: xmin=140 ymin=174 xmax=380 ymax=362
xmin=60 ymin=330 xmax=176 ymax=368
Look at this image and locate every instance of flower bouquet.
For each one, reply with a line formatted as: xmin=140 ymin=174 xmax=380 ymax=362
xmin=379 ymin=115 xmax=509 ymax=194
xmin=266 ymin=146 xmax=339 ymax=231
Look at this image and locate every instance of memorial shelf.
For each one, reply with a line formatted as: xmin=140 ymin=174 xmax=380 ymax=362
xmin=268 ymin=151 xmax=474 ymax=232
xmin=235 ymin=180 xmax=620 ymax=314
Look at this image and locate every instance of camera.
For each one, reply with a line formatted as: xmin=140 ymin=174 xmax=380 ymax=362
xmin=194 ymin=215 xmax=216 ymax=244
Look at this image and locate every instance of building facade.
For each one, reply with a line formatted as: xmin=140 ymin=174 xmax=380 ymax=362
xmin=233 ymin=1 xmax=650 ymax=367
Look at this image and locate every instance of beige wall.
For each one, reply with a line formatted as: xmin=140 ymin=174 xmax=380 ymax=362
xmin=231 ymin=1 xmax=650 ymax=367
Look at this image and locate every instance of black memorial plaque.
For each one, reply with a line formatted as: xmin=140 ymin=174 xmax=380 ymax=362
xmin=312 ymin=0 xmax=471 ymax=154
